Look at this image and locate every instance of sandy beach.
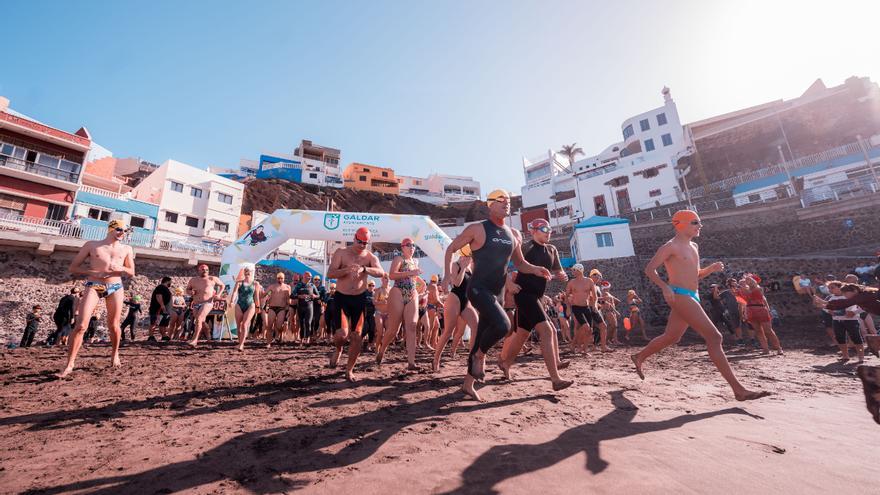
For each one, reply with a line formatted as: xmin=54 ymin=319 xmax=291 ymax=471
xmin=1 ymin=326 xmax=876 ymax=494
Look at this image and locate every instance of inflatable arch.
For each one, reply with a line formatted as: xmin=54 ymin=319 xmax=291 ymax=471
xmin=219 ymin=209 xmax=453 ymax=287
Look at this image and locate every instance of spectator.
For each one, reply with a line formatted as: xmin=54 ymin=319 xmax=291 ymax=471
xmin=121 ymin=293 xmax=143 ymax=342
xmin=48 ymin=287 xmax=80 ymax=346
xmin=20 ymin=305 xmax=42 ymax=348
xmin=84 ymin=316 xmax=99 ymax=342
xmin=148 ymin=277 xmax=173 ymax=342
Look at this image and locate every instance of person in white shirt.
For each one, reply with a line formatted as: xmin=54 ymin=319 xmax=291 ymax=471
xmin=827 ymin=281 xmax=865 ymax=363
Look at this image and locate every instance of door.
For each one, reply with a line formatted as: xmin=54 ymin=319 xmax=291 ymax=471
xmin=616 ymin=188 xmax=632 ymax=213
xmin=593 ymin=195 xmax=607 ymax=216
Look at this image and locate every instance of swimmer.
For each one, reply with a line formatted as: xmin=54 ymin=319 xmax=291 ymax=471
xmin=630 ymin=210 xmax=770 ymax=402
xmin=186 ymin=264 xmax=225 ymax=348
xmin=57 ymin=220 xmax=135 ymax=377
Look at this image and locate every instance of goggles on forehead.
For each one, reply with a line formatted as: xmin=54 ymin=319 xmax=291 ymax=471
xmin=533 ymin=225 xmax=551 ymax=234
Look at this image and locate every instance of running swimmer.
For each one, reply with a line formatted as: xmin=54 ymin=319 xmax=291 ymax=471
xmin=294 ymin=271 xmax=319 ymax=346
xmin=497 ymin=218 xmax=572 ymax=391
xmin=186 ymin=264 xmax=225 ymax=347
xmin=229 ymin=265 xmax=261 ymax=351
xmin=442 ymin=189 xmax=551 ymax=401
xmin=376 ymin=237 xmax=422 ymax=369
xmin=57 ymin=220 xmax=135 ymax=378
xmin=630 ymin=210 xmax=770 ymax=401
xmin=433 ymin=245 xmax=479 ymax=371
xmin=326 ymin=227 xmax=385 ymax=381
xmin=566 ymin=265 xmax=598 ymax=354
xmin=263 ymin=273 xmax=291 ymax=347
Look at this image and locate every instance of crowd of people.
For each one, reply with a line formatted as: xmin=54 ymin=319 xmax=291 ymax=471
xmin=14 ymin=198 xmax=880 ymax=419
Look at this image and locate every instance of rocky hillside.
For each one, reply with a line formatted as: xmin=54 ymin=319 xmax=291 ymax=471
xmin=242 ymin=179 xmax=522 ymax=223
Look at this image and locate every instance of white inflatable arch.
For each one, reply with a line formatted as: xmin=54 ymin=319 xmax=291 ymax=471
xmin=219 ymin=209 xmax=452 ymax=287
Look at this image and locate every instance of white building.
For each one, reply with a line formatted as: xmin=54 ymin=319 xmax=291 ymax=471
xmin=399 ymin=173 xmax=481 ymax=204
xmin=522 ymin=87 xmax=689 ymax=227
xmin=570 ymin=216 xmax=634 ymax=261
xmin=131 ymin=159 xmax=244 ymax=246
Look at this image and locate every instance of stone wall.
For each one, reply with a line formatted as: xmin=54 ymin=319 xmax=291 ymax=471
xmin=0 ymin=250 xmax=296 ymax=344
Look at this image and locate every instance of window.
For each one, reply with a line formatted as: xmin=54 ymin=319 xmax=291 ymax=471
xmin=639 ymin=119 xmax=650 ymax=132
xmin=359 ymin=175 xmax=367 ymax=181
xmin=190 ymin=187 xmax=203 ymax=198
xmin=46 ymin=204 xmax=67 ymax=221
xmin=165 ymin=211 xmax=179 ymax=223
xmin=644 ymin=139 xmax=655 ymax=152
xmin=649 ymin=189 xmax=662 ymax=197
xmin=170 ymin=181 xmax=184 ymax=193
xmin=38 ymin=154 xmax=60 ymax=168
xmin=185 ymin=216 xmax=199 ymax=228
xmin=214 ymin=221 xmax=229 ymax=233
xmin=748 ymin=194 xmax=761 ymax=202
xmin=26 ymin=150 xmax=37 ymax=162
xmin=217 ymin=192 xmax=233 ymax=204
xmin=642 ymin=168 xmax=659 ymax=179
xmin=661 ymin=133 xmax=673 ymax=146
xmin=309 ymin=173 xmax=318 ymax=179
xmin=130 ymin=216 xmax=146 ymax=229
xmin=596 ymin=232 xmax=614 ymax=248
xmin=362 ymin=167 xmax=371 ymax=173
xmin=88 ymin=208 xmax=111 ymax=221
xmin=622 ymin=124 xmax=634 ymax=140
xmin=657 ymin=112 xmax=668 ymax=126
xmin=0 ymin=143 xmax=13 ymax=156
xmin=381 ymin=171 xmax=389 ymax=177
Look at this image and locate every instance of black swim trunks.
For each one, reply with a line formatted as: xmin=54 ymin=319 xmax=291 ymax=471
xmin=333 ymin=291 xmax=368 ymax=333
xmin=571 ymin=305 xmax=603 ymax=327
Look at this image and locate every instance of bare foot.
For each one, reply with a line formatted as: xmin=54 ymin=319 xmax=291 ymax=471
xmin=552 ymin=379 xmax=573 ymax=391
xmin=498 ymin=360 xmax=512 ymax=381
xmin=776 ymin=350 xmax=784 ymax=356
xmin=735 ymin=390 xmax=772 ymax=401
xmin=630 ymin=354 xmax=644 ymax=380
xmin=407 ymin=364 xmax=420 ymax=372
xmin=187 ymin=340 xmax=198 ymax=348
xmin=55 ymin=367 xmax=74 ymax=379
xmin=601 ymin=347 xmax=612 ymax=353
xmin=558 ymin=360 xmax=570 ymax=370
xmin=375 ymin=351 xmax=384 ymax=366
xmin=111 ymin=355 xmax=122 ymax=368
xmin=460 ymin=382 xmax=483 ymax=402
xmin=346 ymin=369 xmax=357 ymax=382
xmin=237 ymin=346 xmax=245 ymax=352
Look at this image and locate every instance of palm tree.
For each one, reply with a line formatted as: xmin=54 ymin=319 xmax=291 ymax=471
xmin=559 ymin=143 xmax=584 ymax=169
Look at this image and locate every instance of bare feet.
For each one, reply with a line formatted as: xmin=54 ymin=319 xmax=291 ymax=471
xmin=460 ymin=381 xmax=483 ymax=401
xmin=552 ymin=379 xmax=573 ymax=391
xmin=735 ymin=390 xmax=772 ymax=401
xmin=55 ymin=367 xmax=74 ymax=379
xmin=631 ymin=354 xmax=644 ymax=380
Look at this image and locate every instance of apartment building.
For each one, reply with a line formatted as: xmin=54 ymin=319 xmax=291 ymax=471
xmin=131 ymin=159 xmax=244 ymax=246
xmin=343 ymin=162 xmax=399 ymax=194
xmin=398 ymin=173 xmax=481 ymax=204
xmin=0 ymin=96 xmax=90 ymax=221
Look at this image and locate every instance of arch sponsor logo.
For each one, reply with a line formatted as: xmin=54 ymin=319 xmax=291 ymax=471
xmin=323 ymin=213 xmax=341 ymax=230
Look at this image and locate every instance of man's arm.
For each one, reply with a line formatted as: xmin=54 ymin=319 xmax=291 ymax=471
xmin=443 ymin=225 xmax=478 ymax=288
xmin=69 ymin=243 xmax=98 ymax=277
xmin=645 ymin=243 xmax=676 ymax=305
xmin=325 ymin=250 xmax=349 ymax=279
xmin=551 ymin=246 xmax=567 ymax=281
xmin=364 ymin=253 xmax=385 ymax=278
xmin=505 ymin=271 xmax=521 ymax=295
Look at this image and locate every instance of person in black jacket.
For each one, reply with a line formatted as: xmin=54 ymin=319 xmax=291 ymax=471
xmin=48 ymin=287 xmax=80 ymax=346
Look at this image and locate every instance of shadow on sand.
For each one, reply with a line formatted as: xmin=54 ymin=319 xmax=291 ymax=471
xmin=438 ymin=389 xmax=763 ymax=495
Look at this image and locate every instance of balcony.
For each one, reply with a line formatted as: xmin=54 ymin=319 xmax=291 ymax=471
xmin=0 ymin=154 xmax=80 ymax=188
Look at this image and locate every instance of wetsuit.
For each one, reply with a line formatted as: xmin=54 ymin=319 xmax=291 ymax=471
xmin=121 ymin=299 xmax=142 ymax=340
xmin=514 ymin=240 xmax=560 ymax=332
xmin=49 ymin=294 xmax=77 ymax=345
xmin=467 ymin=220 xmax=515 ymax=376
xmin=324 ymin=290 xmax=339 ymax=333
xmin=312 ymin=284 xmax=326 ymax=336
xmin=363 ymin=289 xmax=377 ymax=343
xmin=294 ymin=282 xmax=317 ymax=339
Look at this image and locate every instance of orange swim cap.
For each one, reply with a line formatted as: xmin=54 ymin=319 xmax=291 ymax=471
xmin=355 ymin=227 xmax=371 ymax=242
xmin=671 ymin=210 xmax=700 ymax=231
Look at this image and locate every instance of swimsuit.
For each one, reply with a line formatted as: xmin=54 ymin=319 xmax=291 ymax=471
xmin=85 ymin=281 xmax=123 ymax=298
xmin=742 ymin=288 xmax=770 ymax=323
xmin=237 ymin=282 xmax=255 ymax=312
xmin=450 ymin=263 xmax=471 ymax=309
xmin=332 ymin=291 xmax=368 ymax=333
xmin=670 ymin=285 xmax=700 ymax=303
xmin=394 ymin=258 xmax=418 ymax=305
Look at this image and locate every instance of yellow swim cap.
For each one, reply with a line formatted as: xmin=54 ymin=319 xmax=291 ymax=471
xmin=458 ymin=243 xmax=473 ymax=257
xmin=107 ymin=219 xmax=128 ymax=231
xmin=487 ymin=189 xmax=510 ymax=204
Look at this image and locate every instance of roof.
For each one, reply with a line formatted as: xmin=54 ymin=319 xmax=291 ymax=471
xmin=574 ymin=216 xmax=630 ymax=229
xmin=733 ymin=146 xmax=880 ymax=195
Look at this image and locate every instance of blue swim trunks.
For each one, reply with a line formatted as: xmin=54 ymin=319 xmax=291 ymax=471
xmin=670 ymin=285 xmax=700 ymax=303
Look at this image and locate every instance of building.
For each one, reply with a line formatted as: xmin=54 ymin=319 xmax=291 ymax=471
xmin=398 ymin=173 xmax=481 ymax=204
xmin=73 ymin=149 xmax=160 ymax=247
xmin=343 ymin=162 xmax=400 ymax=194
xmin=0 ymin=96 xmax=90 ymax=222
xmin=569 ymin=216 xmax=634 ymax=262
xmin=521 ymin=87 xmax=688 ymax=227
xmin=294 ymin=139 xmax=343 ymax=187
xmin=218 ymin=139 xmax=344 ymax=187
xmin=131 ymin=159 xmax=244 ymax=247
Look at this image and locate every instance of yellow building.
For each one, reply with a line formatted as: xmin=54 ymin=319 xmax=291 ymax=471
xmin=342 ymin=162 xmax=400 ymax=194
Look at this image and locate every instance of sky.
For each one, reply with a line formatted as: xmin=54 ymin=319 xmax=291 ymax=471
xmin=2 ymin=0 xmax=878 ymax=196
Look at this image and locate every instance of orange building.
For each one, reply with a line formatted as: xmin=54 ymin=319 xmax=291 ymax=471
xmin=342 ymin=162 xmax=399 ymax=194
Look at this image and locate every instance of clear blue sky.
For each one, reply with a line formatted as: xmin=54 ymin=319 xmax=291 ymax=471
xmin=3 ymin=0 xmax=877 ymax=195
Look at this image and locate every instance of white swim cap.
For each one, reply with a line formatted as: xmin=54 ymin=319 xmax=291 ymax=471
xmin=571 ymin=263 xmax=584 ymax=272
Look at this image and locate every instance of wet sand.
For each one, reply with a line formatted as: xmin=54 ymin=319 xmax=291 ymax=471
xmin=0 ymin=328 xmax=875 ymax=494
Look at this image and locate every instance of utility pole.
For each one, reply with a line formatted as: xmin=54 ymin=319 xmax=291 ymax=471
xmin=856 ymin=135 xmax=880 ymax=193
xmin=778 ymin=145 xmax=796 ymax=198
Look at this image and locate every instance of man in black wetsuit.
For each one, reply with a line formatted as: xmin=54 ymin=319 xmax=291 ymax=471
xmin=294 ymin=271 xmax=318 ymax=345
xmin=498 ymin=218 xmax=573 ymax=391
xmin=443 ymin=189 xmax=551 ymax=401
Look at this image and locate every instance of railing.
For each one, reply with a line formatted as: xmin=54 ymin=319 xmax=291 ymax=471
xmin=78 ymin=185 xmax=129 ymax=200
xmin=0 ymin=213 xmax=227 ymax=255
xmin=0 ymin=154 xmax=80 ymax=184
xmin=688 ymin=140 xmax=869 ymax=198
xmin=800 ymin=176 xmax=879 ymax=207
